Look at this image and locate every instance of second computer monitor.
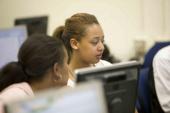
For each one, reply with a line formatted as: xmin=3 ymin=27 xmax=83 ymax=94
xmin=75 ymin=61 xmax=140 ymax=113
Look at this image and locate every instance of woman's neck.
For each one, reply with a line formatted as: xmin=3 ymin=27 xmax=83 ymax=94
xmin=30 ymin=82 xmax=43 ymax=92
xmin=68 ymin=54 xmax=93 ymax=80
xmin=30 ymin=73 xmax=53 ymax=92
xmin=69 ymin=57 xmax=91 ymax=72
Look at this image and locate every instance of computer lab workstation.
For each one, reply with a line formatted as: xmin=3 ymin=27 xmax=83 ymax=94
xmin=5 ymin=61 xmax=140 ymax=113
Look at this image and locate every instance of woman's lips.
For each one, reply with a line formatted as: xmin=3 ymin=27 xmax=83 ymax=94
xmin=96 ymin=54 xmax=102 ymax=59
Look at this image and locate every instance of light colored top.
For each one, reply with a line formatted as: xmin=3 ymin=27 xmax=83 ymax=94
xmin=67 ymin=60 xmax=112 ymax=87
xmin=0 ymin=82 xmax=34 ymax=113
xmin=153 ymin=45 xmax=170 ymax=113
xmin=67 ymin=79 xmax=75 ymax=88
xmin=94 ymin=59 xmax=112 ymax=67
xmin=0 ymin=82 xmax=34 ymax=103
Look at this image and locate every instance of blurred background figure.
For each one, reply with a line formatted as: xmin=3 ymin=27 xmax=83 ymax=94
xmin=102 ymin=44 xmax=120 ymax=63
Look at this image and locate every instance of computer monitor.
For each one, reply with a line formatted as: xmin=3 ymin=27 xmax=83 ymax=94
xmin=5 ymin=81 xmax=108 ymax=113
xmin=75 ymin=61 xmax=140 ymax=113
xmin=0 ymin=26 xmax=27 ymax=69
xmin=15 ymin=16 xmax=48 ymax=36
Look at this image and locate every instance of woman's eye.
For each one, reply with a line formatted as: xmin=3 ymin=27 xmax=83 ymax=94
xmin=91 ymin=41 xmax=98 ymax=45
xmin=101 ymin=39 xmax=104 ymax=44
xmin=90 ymin=38 xmax=104 ymax=45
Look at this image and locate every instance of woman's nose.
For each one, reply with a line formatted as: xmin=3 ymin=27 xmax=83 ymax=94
xmin=97 ymin=42 xmax=104 ymax=51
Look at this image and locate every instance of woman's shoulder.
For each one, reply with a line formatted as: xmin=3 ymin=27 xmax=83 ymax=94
xmin=95 ymin=60 xmax=112 ymax=67
xmin=0 ymin=82 xmax=34 ymax=103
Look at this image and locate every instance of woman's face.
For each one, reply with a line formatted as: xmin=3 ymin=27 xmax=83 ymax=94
xmin=77 ymin=24 xmax=105 ymax=64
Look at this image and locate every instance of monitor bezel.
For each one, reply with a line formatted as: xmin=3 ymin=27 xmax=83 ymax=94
xmin=75 ymin=61 xmax=140 ymax=83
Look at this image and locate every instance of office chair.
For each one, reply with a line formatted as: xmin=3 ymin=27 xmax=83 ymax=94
xmin=137 ymin=41 xmax=170 ymax=113
xmin=142 ymin=41 xmax=170 ymax=68
xmin=136 ymin=68 xmax=151 ymax=113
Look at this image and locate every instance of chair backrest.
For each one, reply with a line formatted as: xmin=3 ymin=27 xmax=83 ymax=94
xmin=136 ymin=68 xmax=151 ymax=113
xmin=137 ymin=41 xmax=170 ymax=113
xmin=142 ymin=41 xmax=170 ymax=68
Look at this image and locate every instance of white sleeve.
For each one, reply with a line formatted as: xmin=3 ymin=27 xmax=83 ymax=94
xmin=153 ymin=47 xmax=170 ymax=112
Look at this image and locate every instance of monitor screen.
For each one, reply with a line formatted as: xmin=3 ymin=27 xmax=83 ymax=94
xmin=75 ymin=61 xmax=140 ymax=113
xmin=0 ymin=26 xmax=27 ymax=69
xmin=6 ymin=81 xmax=108 ymax=113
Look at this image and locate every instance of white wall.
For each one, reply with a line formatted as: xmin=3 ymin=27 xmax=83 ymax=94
xmin=0 ymin=0 xmax=170 ymax=61
xmin=165 ymin=0 xmax=170 ymax=36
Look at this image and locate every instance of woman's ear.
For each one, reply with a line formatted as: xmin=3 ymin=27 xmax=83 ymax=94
xmin=53 ymin=63 xmax=62 ymax=81
xmin=70 ymin=38 xmax=79 ymax=50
